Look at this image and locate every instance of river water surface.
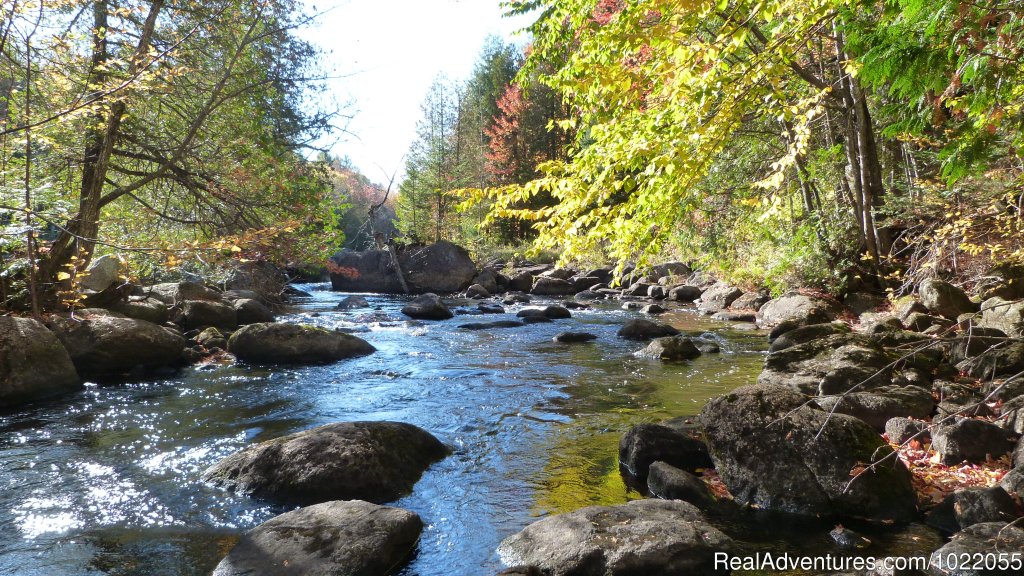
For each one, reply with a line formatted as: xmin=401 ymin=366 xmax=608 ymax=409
xmin=0 ymin=285 xmax=940 ymax=575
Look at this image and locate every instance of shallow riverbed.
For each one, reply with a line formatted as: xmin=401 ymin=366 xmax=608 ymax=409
xmin=0 ymin=285 xmax=940 ymax=575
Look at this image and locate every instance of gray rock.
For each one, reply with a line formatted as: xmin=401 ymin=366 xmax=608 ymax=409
xmin=758 ymin=333 xmax=893 ymax=396
xmin=459 ymin=321 xmax=524 ymax=331
xmin=925 ymin=486 xmax=1020 ymax=533
xmin=497 ymin=499 xmax=733 ymax=575
xmin=329 ymin=241 xmax=476 ymax=294
xmin=508 ymin=272 xmax=533 ymax=293
xmin=477 ymin=302 xmax=505 ymax=314
xmin=80 ymin=254 xmax=122 ymax=292
xmin=466 ymin=283 xmax=490 ymax=298
xmin=647 ymin=285 xmax=666 ymax=299
xmin=401 ymin=293 xmax=453 ymax=320
xmin=516 ymin=306 xmax=571 ymax=320
xmin=203 ymin=421 xmax=448 ymax=505
xmin=228 ymin=323 xmax=375 ymax=364
xmin=844 ymin=292 xmax=885 ymax=315
xmin=928 ymin=522 xmax=1024 ymax=576
xmin=815 ymin=385 xmax=935 ymax=431
xmin=731 ymin=291 xmax=771 ymax=311
xmin=979 ymin=297 xmax=1024 ymax=337
xmin=473 ymin=269 xmax=499 ymax=294
xmin=110 ymin=297 xmax=170 ymax=324
xmin=647 ymin=461 xmax=715 ymax=509
xmin=699 ymin=384 xmax=917 ymax=521
xmin=146 ymin=281 xmax=221 ymax=304
xmin=531 ymin=277 xmax=576 ymax=296
xmin=619 ymin=422 xmax=712 ymax=478
xmin=710 ymin=310 xmax=756 ymax=322
xmin=0 ymin=317 xmax=81 ymax=407
xmin=949 ymin=327 xmax=1008 ymax=362
xmin=211 ymin=500 xmax=421 ymax=576
xmin=47 ymin=314 xmax=185 ymax=378
xmin=196 ymin=327 xmax=227 ymax=350
xmin=179 ymin=299 xmax=238 ymax=331
xmin=697 ymin=281 xmax=743 ymax=312
xmin=756 ymin=292 xmax=840 ymax=328
xmin=956 ymin=342 xmax=1024 ymax=380
xmin=885 ymin=417 xmax=931 ymax=445
xmin=995 ymin=396 xmax=1024 ymax=435
xmin=617 ymin=319 xmax=680 ymax=341
xmin=999 ymin=468 xmax=1024 ymax=496
xmin=233 ymin=298 xmax=275 ymax=325
xmin=667 ymin=285 xmax=702 ymax=302
xmin=623 ymin=282 xmax=653 ymax=296
xmin=931 ymin=418 xmax=1017 ymax=465
xmin=903 ymin=312 xmax=953 ymax=333
xmin=641 ymin=304 xmax=666 ymax=315
xmin=920 ymin=278 xmax=978 ymax=319
xmin=503 ymin=292 xmax=531 ymax=304
xmin=636 ymin=336 xmax=702 ymax=361
xmin=553 ymin=332 xmax=598 ymax=343
xmin=769 ymin=321 xmax=851 ymax=352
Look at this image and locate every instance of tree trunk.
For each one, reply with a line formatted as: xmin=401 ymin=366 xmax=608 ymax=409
xmin=38 ymin=0 xmax=164 ymax=293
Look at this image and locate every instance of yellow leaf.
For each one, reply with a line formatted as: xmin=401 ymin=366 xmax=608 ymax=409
xmin=57 ymin=272 xmax=72 ymax=281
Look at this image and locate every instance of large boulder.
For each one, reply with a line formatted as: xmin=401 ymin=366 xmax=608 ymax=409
xmin=617 ymin=319 xmax=680 ymax=341
xmin=145 ymin=281 xmax=221 ymax=304
xmin=328 ymin=241 xmax=476 ymax=294
xmin=697 ymin=281 xmax=743 ymax=313
xmin=927 ymin=522 xmax=1024 ymax=576
xmin=531 ymin=276 xmax=577 ymax=296
xmin=47 ymin=314 xmax=185 ymax=378
xmin=698 ymin=384 xmax=917 ymax=521
xmin=233 ymin=298 xmax=275 ymax=325
xmin=619 ymin=422 xmax=712 ymax=478
xmin=815 ymin=385 xmax=935 ymax=431
xmin=178 ymin=299 xmax=237 ymax=331
xmin=109 ymin=297 xmax=170 ymax=324
xmin=756 ymin=292 xmax=840 ymax=328
xmin=758 ymin=333 xmax=893 ymax=395
xmin=931 ymin=418 xmax=1017 ymax=465
xmin=667 ymin=285 xmax=702 ymax=302
xmin=497 ymin=499 xmax=733 ymax=575
xmin=80 ymin=254 xmax=122 ymax=292
xmin=211 ymin=500 xmax=422 ymax=576
xmin=956 ymin=342 xmax=1024 ymax=380
xmin=401 ymin=293 xmax=453 ymax=320
xmin=924 ymin=486 xmax=1020 ymax=533
xmin=1 ymin=317 xmax=81 ymax=407
xmin=203 ymin=421 xmax=448 ymax=505
xmin=919 ymin=278 xmax=978 ymax=319
xmin=228 ymin=323 xmax=374 ymax=364
xmin=979 ymin=297 xmax=1024 ymax=337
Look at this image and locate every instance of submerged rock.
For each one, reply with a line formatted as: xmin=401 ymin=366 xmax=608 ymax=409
xmin=203 ymin=421 xmax=448 ymax=506
xmin=336 ymin=295 xmax=370 ymax=310
xmin=617 ymin=319 xmax=680 ymax=341
xmin=497 ymin=499 xmax=733 ymax=575
xmin=699 ymin=384 xmax=917 ymax=522
xmin=228 ymin=323 xmax=375 ymax=364
xmin=636 ymin=336 xmax=702 ymax=361
xmin=0 ymin=317 xmax=81 ymax=407
xmin=553 ymin=332 xmax=598 ymax=343
xmin=459 ymin=320 xmax=523 ymax=331
xmin=212 ymin=500 xmax=422 ymax=576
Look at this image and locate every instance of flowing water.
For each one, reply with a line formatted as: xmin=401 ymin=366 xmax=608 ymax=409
xmin=0 ymin=285 xmax=941 ymax=575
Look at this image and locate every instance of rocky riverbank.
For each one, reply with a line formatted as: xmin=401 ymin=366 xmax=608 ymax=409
xmin=3 ymin=245 xmax=1024 ymax=575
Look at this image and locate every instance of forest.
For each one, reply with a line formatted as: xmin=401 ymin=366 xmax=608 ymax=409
xmin=2 ymin=0 xmax=1023 ymax=305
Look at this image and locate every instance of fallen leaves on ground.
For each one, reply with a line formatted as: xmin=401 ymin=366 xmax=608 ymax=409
xmin=890 ymin=437 xmax=1012 ymax=507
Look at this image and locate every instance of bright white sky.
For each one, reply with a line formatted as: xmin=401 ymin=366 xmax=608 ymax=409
xmin=299 ymin=1 xmax=535 ymax=183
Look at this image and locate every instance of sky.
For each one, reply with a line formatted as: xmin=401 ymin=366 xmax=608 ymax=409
xmin=299 ymin=1 xmax=536 ymax=183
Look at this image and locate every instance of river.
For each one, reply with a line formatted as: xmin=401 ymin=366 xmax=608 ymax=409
xmin=0 ymin=284 xmax=940 ymax=575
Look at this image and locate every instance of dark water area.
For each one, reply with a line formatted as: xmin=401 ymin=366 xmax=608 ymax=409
xmin=0 ymin=285 xmax=941 ymax=575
